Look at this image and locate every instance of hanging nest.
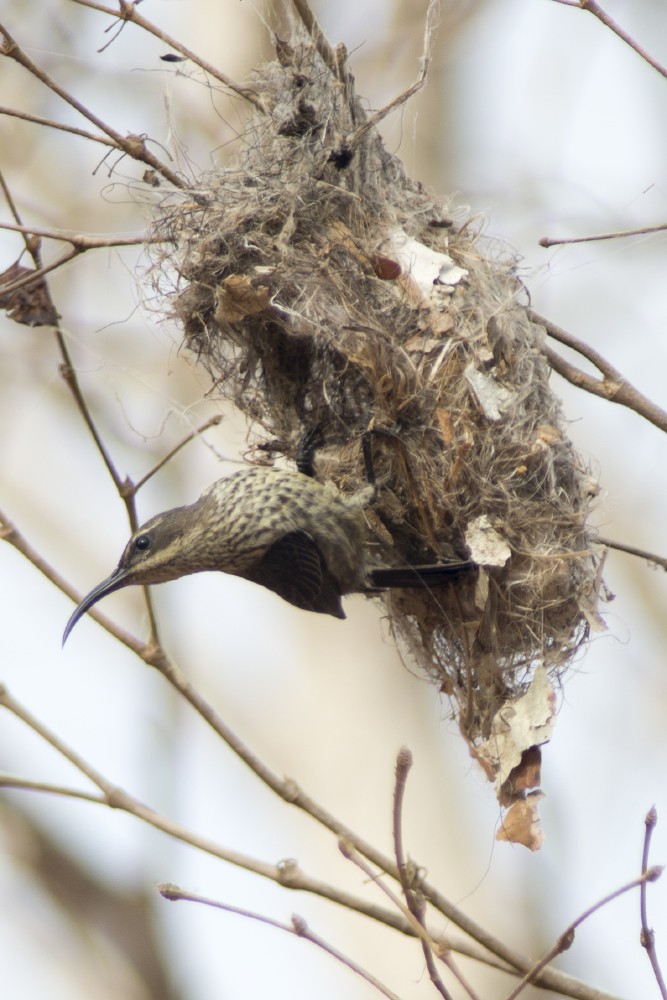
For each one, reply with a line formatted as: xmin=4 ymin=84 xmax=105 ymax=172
xmin=147 ymin=15 xmax=603 ymax=830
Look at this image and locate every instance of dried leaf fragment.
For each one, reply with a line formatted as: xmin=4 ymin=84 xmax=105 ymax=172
xmin=0 ymin=261 xmax=58 ymax=327
xmin=464 ymin=515 xmax=511 ymax=567
xmin=464 ymin=364 xmax=513 ymax=422
xmin=478 ymin=667 xmax=556 ymax=787
xmin=499 ymin=744 xmax=542 ymax=806
xmin=475 ymin=668 xmax=555 ymax=849
xmin=496 ymin=792 xmax=546 ymax=851
xmin=214 ymin=274 xmax=270 ymax=323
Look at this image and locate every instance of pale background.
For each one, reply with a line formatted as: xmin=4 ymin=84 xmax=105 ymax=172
xmin=1 ymin=1 xmax=666 ymax=998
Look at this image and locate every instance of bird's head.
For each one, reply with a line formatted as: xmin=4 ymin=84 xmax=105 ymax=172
xmin=62 ymin=503 xmax=202 ymax=645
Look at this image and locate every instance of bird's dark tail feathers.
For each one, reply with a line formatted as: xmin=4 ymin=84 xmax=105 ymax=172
xmin=368 ymin=560 xmax=475 ymax=589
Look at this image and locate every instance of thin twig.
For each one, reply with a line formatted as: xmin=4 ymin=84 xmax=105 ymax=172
xmin=0 ymin=222 xmax=151 ymax=298
xmin=0 ymin=706 xmax=512 ymax=972
xmin=0 ymin=23 xmax=185 ymax=188
xmin=0 ymin=697 xmax=404 ymax=931
xmin=0 ymin=167 xmax=161 ymax=643
xmin=0 ymin=506 xmax=149 ymax=646
xmin=0 ymin=221 xmax=149 ymax=247
xmin=540 ymin=221 xmax=667 ymax=248
xmin=132 ymin=415 xmax=223 ymax=493
xmin=346 ymin=0 xmax=439 ymax=150
xmin=599 ymin=537 xmax=667 ymax=573
xmin=340 ymin=840 xmax=445 ymax=953
xmin=504 ymin=868 xmax=663 ymax=1000
xmin=530 ymin=309 xmax=667 ymax=435
xmin=640 ymin=806 xmax=667 ymax=999
xmin=1 ymin=248 xmax=85 ymax=295
xmin=392 ymin=748 xmax=455 ymax=1000
xmin=0 ymin=193 xmax=109 ymax=568
xmin=58 ymin=350 xmax=127 ymax=493
xmin=549 ymin=1 xmax=667 ymax=80
xmin=68 ymin=0 xmax=266 ymax=111
xmin=0 ymin=774 xmax=107 ymax=805
xmin=290 ymin=0 xmax=343 ymax=78
xmin=0 ymin=105 xmax=119 ymax=147
xmin=56 ymin=348 xmax=162 ymax=663
xmin=159 ymin=883 xmax=401 ymax=1000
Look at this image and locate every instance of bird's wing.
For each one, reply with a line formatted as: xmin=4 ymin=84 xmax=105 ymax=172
xmin=244 ymin=529 xmax=346 ymax=618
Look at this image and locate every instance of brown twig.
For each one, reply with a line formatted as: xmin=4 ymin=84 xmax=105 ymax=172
xmin=290 ymin=0 xmax=344 ymax=79
xmin=339 ymin=840 xmax=445 ymax=954
xmin=0 ymin=221 xmax=149 ymax=247
xmin=2 ymin=248 xmax=85 ymax=295
xmin=0 ymin=22 xmax=185 ymax=188
xmin=159 ymin=883 xmax=401 ymax=1000
xmin=0 ymin=168 xmax=161 ymax=643
xmin=549 ymin=1 xmax=667 ymax=80
xmin=345 ymin=0 xmax=438 ymax=150
xmin=0 ymin=760 xmax=406 ymax=943
xmin=504 ymin=867 xmax=663 ymax=1000
xmin=0 ymin=700 xmax=519 ymax=974
xmin=392 ymin=748 xmax=455 ymax=1000
xmin=0 ymin=173 xmax=115 ymax=487
xmin=68 ymin=0 xmax=266 ymax=111
xmin=640 ymin=806 xmax=667 ymax=999
xmin=0 ymin=775 xmax=107 ymax=806
xmin=530 ymin=310 xmax=667 ymax=435
xmin=0 ymin=222 xmax=153 ymax=297
xmin=0 ymin=507 xmax=139 ymax=645
xmin=0 ymin=105 xmax=119 ymax=147
xmin=599 ymin=537 xmax=667 ymax=574
xmin=131 ymin=416 xmax=223 ymax=493
xmin=540 ymin=221 xmax=667 ymax=248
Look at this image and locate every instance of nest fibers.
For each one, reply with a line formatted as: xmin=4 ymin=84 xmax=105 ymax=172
xmin=149 ymin=26 xmax=603 ymax=799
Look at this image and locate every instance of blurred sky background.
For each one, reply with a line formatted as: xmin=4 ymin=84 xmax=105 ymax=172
xmin=1 ymin=1 xmax=667 ymax=998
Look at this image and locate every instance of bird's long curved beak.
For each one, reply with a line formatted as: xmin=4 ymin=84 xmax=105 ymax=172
xmin=62 ymin=566 xmax=129 ymax=646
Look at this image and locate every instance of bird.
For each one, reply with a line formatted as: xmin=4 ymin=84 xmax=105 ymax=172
xmin=62 ymin=465 xmax=473 ymax=644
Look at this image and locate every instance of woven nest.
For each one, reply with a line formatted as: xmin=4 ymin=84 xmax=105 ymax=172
xmin=148 ymin=32 xmax=602 ymax=751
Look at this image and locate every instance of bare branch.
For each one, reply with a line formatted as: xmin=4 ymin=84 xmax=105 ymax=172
xmin=0 ymin=696 xmax=522 ymax=974
xmin=159 ymin=883 xmax=402 ymax=1000
xmin=0 ymin=774 xmax=107 ymax=805
xmin=0 ymin=221 xmax=152 ymax=299
xmin=68 ymin=0 xmax=266 ymax=111
xmin=0 ymin=181 xmax=165 ymax=642
xmin=346 ymin=0 xmax=439 ymax=150
xmin=549 ymin=1 xmax=667 ymax=80
xmin=504 ymin=868 xmax=663 ymax=1000
xmin=0 ymin=22 xmax=185 ymax=188
xmin=392 ymin=748 xmax=456 ymax=1000
xmin=540 ymin=221 xmax=667 ymax=248
xmin=600 ymin=537 xmax=667 ymax=573
xmin=57 ymin=322 xmax=160 ymax=646
xmin=0 ymin=221 xmax=149 ymax=248
xmin=290 ymin=0 xmax=344 ymax=78
xmin=131 ymin=416 xmax=223 ymax=493
xmin=340 ymin=839 xmax=442 ymax=951
xmin=530 ymin=310 xmax=667 ymax=435
xmin=0 ymin=188 xmax=113 ymax=516
xmin=0 ymin=105 xmax=119 ymax=147
xmin=640 ymin=806 xmax=667 ymax=999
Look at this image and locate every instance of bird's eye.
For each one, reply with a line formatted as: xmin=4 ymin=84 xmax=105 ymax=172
xmin=134 ymin=534 xmax=152 ymax=552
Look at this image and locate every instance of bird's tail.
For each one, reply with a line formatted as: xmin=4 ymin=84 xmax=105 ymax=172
xmin=368 ymin=560 xmax=475 ymax=589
